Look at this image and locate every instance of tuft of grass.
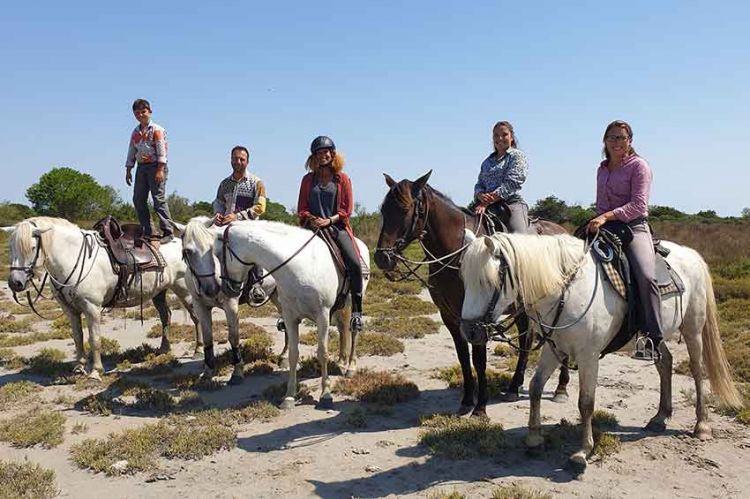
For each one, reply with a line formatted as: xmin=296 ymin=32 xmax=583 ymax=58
xmin=114 ymin=343 xmax=162 ymax=365
xmin=0 ymin=460 xmax=58 ymax=499
xmin=433 ymin=364 xmax=513 ymax=399
xmin=148 ymin=323 xmax=195 ymax=342
xmin=70 ymin=419 xmax=235 ymax=476
xmin=262 ymin=382 xmax=311 ymax=404
xmin=129 ymin=353 xmax=179 ymax=375
xmin=0 ymin=380 xmax=42 ymax=405
xmin=132 ymin=387 xmax=176 ymax=412
xmin=23 ymin=348 xmax=69 ymax=378
xmin=83 ymin=336 xmax=122 ymax=360
xmin=428 ymin=491 xmax=466 ymax=499
xmin=367 ymin=294 xmax=438 ymax=318
xmin=238 ymin=302 xmax=279 ymax=318
xmin=0 ymin=328 xmax=70 ymax=348
xmin=593 ymin=431 xmax=622 ymax=458
xmin=183 ymin=401 xmax=280 ymax=428
xmin=367 ymin=316 xmax=440 ymax=338
xmin=591 ymin=409 xmax=619 ymax=430
xmin=71 ymin=421 xmax=89 ymax=434
xmin=346 ymin=407 xmax=368 ymax=428
xmin=490 ymin=483 xmax=553 ymax=499
xmin=333 ymin=368 xmax=419 ymax=405
xmin=297 ymin=356 xmax=343 ymax=379
xmin=0 ymin=409 xmax=66 ymax=448
xmin=0 ymin=315 xmax=35 ymax=333
xmin=124 ymin=307 xmax=159 ymax=320
xmin=353 ymin=332 xmax=404 ymax=357
xmin=168 ymin=373 xmax=223 ymax=392
xmin=493 ymin=343 xmax=514 ymax=357
xmin=419 ymin=414 xmax=505 ymax=459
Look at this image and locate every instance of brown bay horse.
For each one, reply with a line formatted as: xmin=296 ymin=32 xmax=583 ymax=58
xmin=375 ymin=171 xmax=570 ymax=417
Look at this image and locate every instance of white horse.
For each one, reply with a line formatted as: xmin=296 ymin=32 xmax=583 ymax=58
xmin=460 ymin=232 xmax=743 ymax=474
xmin=178 ymin=217 xmax=370 ymax=410
xmin=3 ymin=217 xmax=203 ymax=378
xmin=173 ymin=218 xmax=287 ymax=385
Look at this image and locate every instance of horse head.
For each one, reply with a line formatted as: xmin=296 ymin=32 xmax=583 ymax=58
xmin=374 ymin=170 xmax=432 ymax=271
xmin=179 ymin=217 xmax=221 ymax=298
xmin=459 ymin=236 xmax=515 ymax=344
xmin=5 ymin=221 xmax=50 ymax=293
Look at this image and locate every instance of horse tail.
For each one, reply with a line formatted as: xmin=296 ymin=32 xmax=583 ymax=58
xmin=700 ymin=261 xmax=743 ymax=409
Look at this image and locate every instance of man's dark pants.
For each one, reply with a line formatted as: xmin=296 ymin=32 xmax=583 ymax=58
xmin=133 ymin=162 xmax=173 ymax=237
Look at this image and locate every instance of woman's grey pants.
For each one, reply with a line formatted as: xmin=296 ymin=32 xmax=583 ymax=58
xmin=626 ymin=222 xmax=664 ymax=341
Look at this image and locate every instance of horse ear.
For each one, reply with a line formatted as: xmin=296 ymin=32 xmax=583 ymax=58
xmin=483 ymin=235 xmax=499 ymax=255
xmin=411 ymin=170 xmax=432 ymax=197
xmin=171 ymin=221 xmax=185 ymax=236
xmin=383 ymin=173 xmax=397 ymax=188
xmin=0 ymin=226 xmax=15 ymax=233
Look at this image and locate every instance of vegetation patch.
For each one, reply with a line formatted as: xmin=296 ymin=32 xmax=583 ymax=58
xmin=168 ymin=373 xmax=223 ymax=392
xmin=128 ymin=353 xmax=179 ymax=376
xmin=83 ymin=336 xmax=122 ymax=360
xmin=419 ymin=413 xmax=505 ymax=459
xmin=327 ymin=331 xmax=404 ymax=357
xmin=238 ymin=302 xmax=279 ymax=318
xmin=23 ymin=348 xmax=69 ymax=378
xmin=428 ymin=491 xmax=465 ymax=499
xmin=262 ymin=382 xmax=311 ymax=404
xmin=124 ymin=307 xmax=159 ymax=320
xmin=367 ymin=316 xmax=440 ymax=338
xmin=591 ymin=409 xmax=619 ymax=430
xmin=346 ymin=407 xmax=368 ymax=428
xmin=0 ymin=328 xmax=70 ymax=348
xmin=367 ymin=294 xmax=438 ymax=318
xmin=297 ymin=356 xmax=343 ymax=379
xmin=0 ymin=460 xmax=58 ymax=499
xmin=433 ymin=364 xmax=513 ymax=399
xmin=0 ymin=380 xmax=42 ymax=405
xmin=70 ymin=418 xmax=236 ymax=476
xmin=593 ymin=431 xmax=622 ymax=458
xmin=333 ymin=368 xmax=419 ymax=405
xmin=0 ymin=315 xmax=35 ymax=333
xmin=491 ymin=483 xmax=553 ymax=499
xmin=0 ymin=409 xmax=65 ymax=448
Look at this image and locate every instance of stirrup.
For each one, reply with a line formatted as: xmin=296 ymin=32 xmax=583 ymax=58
xmin=350 ymin=312 xmax=363 ymax=333
xmin=276 ymin=318 xmax=286 ymax=332
xmin=633 ymin=334 xmax=660 ymax=361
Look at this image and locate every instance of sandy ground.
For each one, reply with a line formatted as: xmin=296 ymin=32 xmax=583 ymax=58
xmin=1 ymin=283 xmax=749 ymax=499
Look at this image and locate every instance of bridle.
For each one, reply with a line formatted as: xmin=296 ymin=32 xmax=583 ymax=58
xmin=182 ymin=247 xmax=219 ymax=297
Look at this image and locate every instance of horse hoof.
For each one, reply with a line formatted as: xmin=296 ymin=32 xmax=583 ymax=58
xmin=471 ymin=409 xmax=488 ymax=420
xmin=457 ymin=404 xmax=474 ymax=417
xmin=645 ymin=420 xmax=667 ymax=433
xmin=694 ymin=422 xmax=713 ymax=441
xmin=499 ymin=391 xmax=520 ymax=402
xmin=280 ymin=397 xmax=296 ymax=411
xmin=87 ymin=370 xmax=103 ymax=382
xmin=568 ymin=454 xmax=588 ymax=475
xmin=316 ymin=396 xmax=334 ymax=410
xmin=552 ymin=392 xmax=569 ymax=404
xmin=73 ymin=365 xmax=87 ymax=376
xmin=228 ymin=375 xmax=244 ymax=386
xmin=193 ymin=350 xmax=204 ymax=360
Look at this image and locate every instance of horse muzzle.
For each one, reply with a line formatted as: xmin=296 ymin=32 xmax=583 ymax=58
xmin=8 ymin=271 xmax=29 ymax=293
xmin=459 ymin=318 xmax=492 ymax=345
xmin=374 ymin=250 xmax=396 ymax=271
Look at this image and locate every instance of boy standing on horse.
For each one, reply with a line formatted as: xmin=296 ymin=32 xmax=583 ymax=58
xmin=125 ymin=98 xmax=173 ymax=247
xmin=212 ymin=145 xmax=268 ymax=303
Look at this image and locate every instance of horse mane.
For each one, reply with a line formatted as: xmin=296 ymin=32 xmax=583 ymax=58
xmin=462 ymin=233 xmax=585 ymax=306
xmin=184 ymin=217 xmax=218 ymax=252
xmin=10 ymin=217 xmax=77 ymax=261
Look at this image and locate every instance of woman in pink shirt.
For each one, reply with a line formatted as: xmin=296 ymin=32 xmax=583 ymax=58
xmin=588 ymin=120 xmax=663 ymax=360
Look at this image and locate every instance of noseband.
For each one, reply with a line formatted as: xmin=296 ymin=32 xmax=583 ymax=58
xmin=10 ymin=221 xmax=43 ymax=280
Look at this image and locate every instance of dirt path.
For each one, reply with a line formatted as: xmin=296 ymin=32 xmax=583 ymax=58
xmin=1 ymin=283 xmax=748 ymax=499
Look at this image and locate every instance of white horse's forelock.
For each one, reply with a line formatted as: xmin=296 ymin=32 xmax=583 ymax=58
xmin=184 ymin=217 xmax=217 ymax=252
xmin=9 ymin=217 xmax=75 ymax=262
xmin=462 ymin=233 xmax=586 ymax=306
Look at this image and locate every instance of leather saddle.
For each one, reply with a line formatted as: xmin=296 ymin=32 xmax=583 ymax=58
xmin=574 ymin=220 xmax=685 ymax=356
xmin=316 ymin=227 xmax=369 ymax=317
xmin=464 ymin=199 xmax=539 ymax=235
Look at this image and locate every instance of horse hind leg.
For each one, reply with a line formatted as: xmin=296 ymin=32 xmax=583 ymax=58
xmin=315 ymin=310 xmax=334 ymax=410
xmin=66 ymin=308 xmax=87 ymax=375
xmin=81 ymin=303 xmax=104 ymax=381
xmin=504 ymin=314 xmax=531 ymax=402
xmin=335 ymin=304 xmax=357 ymax=377
xmin=446 ymin=320 xmax=475 ymax=416
xmin=171 ymin=281 xmax=204 ymax=359
xmin=682 ymin=321 xmax=712 ymax=440
xmin=271 ymin=292 xmax=289 ymax=369
xmin=552 ymin=364 xmax=571 ymax=403
xmin=646 ymin=342 xmax=673 ymax=433
xmin=152 ymin=290 xmax=172 ymax=354
xmin=569 ymin=357 xmax=599 ymax=475
xmin=280 ymin=316 xmax=300 ymax=411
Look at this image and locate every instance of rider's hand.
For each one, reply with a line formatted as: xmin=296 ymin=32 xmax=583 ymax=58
xmin=588 ymin=215 xmax=607 ymax=233
xmin=474 ymin=204 xmax=487 ymax=215
xmin=214 ymin=213 xmax=224 ymax=225
xmin=154 ymin=165 xmax=166 ymax=184
xmin=223 ymin=213 xmax=237 ymax=224
xmin=126 ymin=169 xmax=133 ymax=186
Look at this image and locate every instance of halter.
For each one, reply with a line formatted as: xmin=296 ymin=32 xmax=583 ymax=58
xmin=182 ymin=248 xmax=218 ymax=296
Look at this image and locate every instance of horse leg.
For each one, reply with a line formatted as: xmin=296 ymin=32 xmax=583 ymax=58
xmin=552 ymin=364 xmax=571 ymax=403
xmin=194 ymin=299 xmax=216 ymax=379
xmin=525 ymin=346 xmax=560 ymax=452
xmin=316 ymin=310 xmax=334 ymax=409
xmin=505 ymin=314 xmax=531 ymax=401
xmin=447 ymin=320 xmax=475 ymax=416
xmin=82 ymin=304 xmax=103 ymax=381
xmin=683 ymin=324 xmax=712 ymax=440
xmin=270 ymin=292 xmax=288 ymax=369
xmin=171 ymin=280 xmax=204 ymax=359
xmin=471 ymin=344 xmax=488 ymax=418
xmin=152 ymin=290 xmax=172 ymax=354
xmin=335 ymin=306 xmax=353 ymax=371
xmin=569 ymin=356 xmax=599 ymax=475
xmin=57 ymin=300 xmax=86 ymax=375
xmin=225 ymin=297 xmax=244 ymax=385
xmin=281 ymin=316 xmax=300 ymax=411
xmin=646 ymin=342 xmax=673 ymax=432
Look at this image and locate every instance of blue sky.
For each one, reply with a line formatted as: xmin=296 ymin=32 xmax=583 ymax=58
xmin=1 ymin=1 xmax=748 ymax=215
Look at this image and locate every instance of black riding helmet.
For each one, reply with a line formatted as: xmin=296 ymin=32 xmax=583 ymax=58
xmin=310 ymin=136 xmax=336 ymax=153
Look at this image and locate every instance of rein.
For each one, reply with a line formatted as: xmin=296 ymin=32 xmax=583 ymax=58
xmin=219 ymin=224 xmax=320 ymax=295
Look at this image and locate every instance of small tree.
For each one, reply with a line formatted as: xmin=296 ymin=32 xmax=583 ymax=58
xmin=264 ymin=199 xmax=296 ymax=224
xmin=529 ymin=196 xmax=569 ymax=223
xmin=26 ymin=167 xmax=117 ymax=220
xmin=741 ymin=207 xmax=750 ymax=219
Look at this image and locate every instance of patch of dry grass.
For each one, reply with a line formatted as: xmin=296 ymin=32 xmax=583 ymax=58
xmin=83 ymin=336 xmax=122 ymax=360
xmin=368 ymin=294 xmax=438 ymax=318
xmin=124 ymin=307 xmax=160 ymax=320
xmin=262 ymin=382 xmax=311 ymax=404
xmin=592 ymin=431 xmax=622 ymax=458
xmin=419 ymin=413 xmax=505 ymax=459
xmin=0 ymin=460 xmax=58 ymax=499
xmin=238 ymin=302 xmax=279 ymax=318
xmin=0 ymin=315 xmax=36 ymax=333
xmin=0 ymin=328 xmax=70 ymax=348
xmin=591 ymin=409 xmax=619 ymax=430
xmin=432 ymin=364 xmax=513 ymax=399
xmin=490 ymin=484 xmax=552 ymax=499
xmin=333 ymin=368 xmax=419 ymax=405
xmin=70 ymin=418 xmax=236 ymax=475
xmin=367 ymin=316 xmax=440 ymax=338
xmin=428 ymin=491 xmax=466 ymax=499
xmin=297 ymin=356 xmax=343 ymax=379
xmin=0 ymin=409 xmax=65 ymax=448
xmin=23 ymin=348 xmax=69 ymax=378
xmin=0 ymin=380 xmax=42 ymax=406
